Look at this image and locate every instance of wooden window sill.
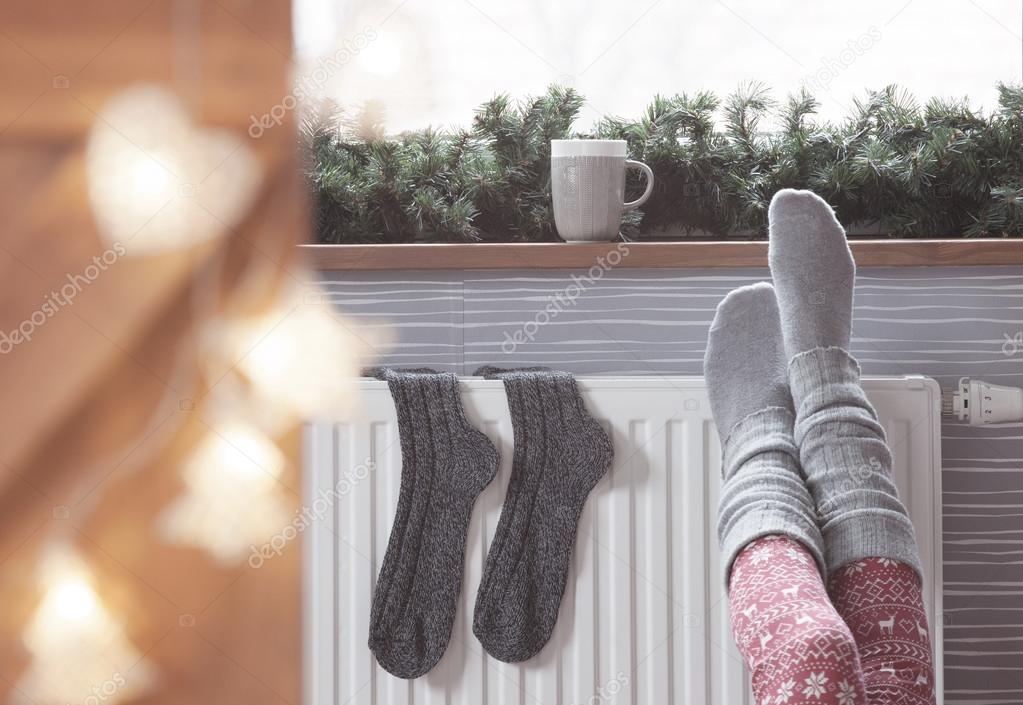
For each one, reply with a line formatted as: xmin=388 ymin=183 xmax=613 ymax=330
xmin=301 ymin=239 xmax=1023 ymax=270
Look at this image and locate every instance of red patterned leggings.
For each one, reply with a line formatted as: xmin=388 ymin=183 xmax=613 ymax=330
xmin=729 ymin=536 xmax=936 ymax=705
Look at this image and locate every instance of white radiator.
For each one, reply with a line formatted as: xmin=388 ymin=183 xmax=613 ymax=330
xmin=304 ymin=376 xmax=944 ymax=705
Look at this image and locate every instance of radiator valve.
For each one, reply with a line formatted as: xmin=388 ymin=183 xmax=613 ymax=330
xmin=942 ymin=377 xmax=1023 ymax=425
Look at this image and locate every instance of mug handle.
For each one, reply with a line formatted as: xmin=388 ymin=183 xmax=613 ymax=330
xmin=623 ymin=160 xmax=654 ymax=210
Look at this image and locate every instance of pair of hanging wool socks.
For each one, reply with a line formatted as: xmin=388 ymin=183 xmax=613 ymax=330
xmin=367 ymin=366 xmax=613 ymax=678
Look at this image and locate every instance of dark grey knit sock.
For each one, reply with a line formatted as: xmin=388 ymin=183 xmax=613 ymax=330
xmin=365 ymin=367 xmax=499 ymax=679
xmin=471 ymin=366 xmax=613 ymax=663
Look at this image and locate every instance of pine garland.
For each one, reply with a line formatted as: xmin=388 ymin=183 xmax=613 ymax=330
xmin=302 ymin=83 xmax=1023 ymax=242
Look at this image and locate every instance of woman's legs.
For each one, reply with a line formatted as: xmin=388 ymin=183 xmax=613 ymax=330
xmin=769 ymin=189 xmax=936 ymax=704
xmin=731 ymin=536 xmax=866 ymax=705
xmin=828 ymin=558 xmax=936 ymax=704
xmin=705 ymin=283 xmax=867 ymax=705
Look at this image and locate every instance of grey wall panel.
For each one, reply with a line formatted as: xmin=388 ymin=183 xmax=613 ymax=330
xmin=322 ymin=264 xmax=1023 ymax=703
xmin=319 ymin=272 xmax=464 ymax=372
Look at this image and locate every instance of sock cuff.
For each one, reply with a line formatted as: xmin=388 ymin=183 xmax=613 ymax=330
xmin=474 ymin=365 xmax=553 ymax=377
xmin=375 ymin=367 xmax=459 ymax=401
xmin=787 ymin=346 xmax=860 ymax=394
xmin=821 ymin=509 xmax=923 ymax=580
xmin=364 ymin=365 xmax=441 ymax=379
xmin=721 ymin=406 xmax=798 ymax=479
xmin=475 ymin=366 xmax=602 ymax=433
xmin=371 ymin=367 xmax=480 ymax=443
xmin=719 ymin=509 xmax=827 ymax=588
xmin=788 ymin=348 xmax=886 ymax=437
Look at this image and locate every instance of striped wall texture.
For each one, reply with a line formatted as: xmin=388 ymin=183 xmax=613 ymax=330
xmin=322 ymin=264 xmax=1023 ymax=704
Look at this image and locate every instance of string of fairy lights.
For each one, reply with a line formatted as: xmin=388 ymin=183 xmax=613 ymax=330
xmin=18 ymin=84 xmax=373 ymax=705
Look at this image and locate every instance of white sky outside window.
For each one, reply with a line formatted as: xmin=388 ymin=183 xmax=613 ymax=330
xmin=293 ymin=0 xmax=1022 ymax=133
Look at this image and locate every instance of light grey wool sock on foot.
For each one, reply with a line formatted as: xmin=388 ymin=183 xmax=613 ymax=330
xmin=767 ymin=189 xmax=922 ymax=579
xmin=704 ymin=283 xmax=826 ymax=584
xmin=788 ymin=347 xmax=923 ymax=578
xmin=704 ymin=282 xmax=791 ymax=434
xmin=366 ymin=367 xmax=499 ymax=679
xmin=472 ymin=366 xmax=613 ymax=663
xmin=768 ymin=188 xmax=855 ymax=357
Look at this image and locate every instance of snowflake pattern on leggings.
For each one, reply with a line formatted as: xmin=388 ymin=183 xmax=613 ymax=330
xmin=729 ymin=538 xmax=937 ymax=705
xmin=729 ymin=536 xmax=867 ymax=704
xmin=828 ymin=557 xmax=936 ymax=705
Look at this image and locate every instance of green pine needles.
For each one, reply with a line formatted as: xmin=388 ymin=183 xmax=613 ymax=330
xmin=302 ymin=83 xmax=1023 ymax=243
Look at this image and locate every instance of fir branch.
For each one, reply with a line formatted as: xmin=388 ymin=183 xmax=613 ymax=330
xmin=303 ymin=82 xmax=1023 ymax=242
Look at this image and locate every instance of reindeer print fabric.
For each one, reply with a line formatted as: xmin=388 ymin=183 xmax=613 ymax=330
xmin=828 ymin=557 xmax=936 ymax=705
xmin=729 ymin=536 xmax=867 ymax=704
xmin=729 ymin=536 xmax=936 ymax=705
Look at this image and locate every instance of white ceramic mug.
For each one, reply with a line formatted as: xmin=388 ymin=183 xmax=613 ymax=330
xmin=551 ymin=139 xmax=654 ymax=242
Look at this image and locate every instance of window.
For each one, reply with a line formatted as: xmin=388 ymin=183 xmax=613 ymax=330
xmin=294 ymin=0 xmax=1022 ymax=132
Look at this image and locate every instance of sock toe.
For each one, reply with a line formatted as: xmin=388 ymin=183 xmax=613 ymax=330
xmin=704 ymin=282 xmax=792 ymax=439
xmin=709 ymin=281 xmax=776 ymax=330
xmin=768 ymin=188 xmax=836 ymax=224
xmin=767 ymin=189 xmax=855 ymax=357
